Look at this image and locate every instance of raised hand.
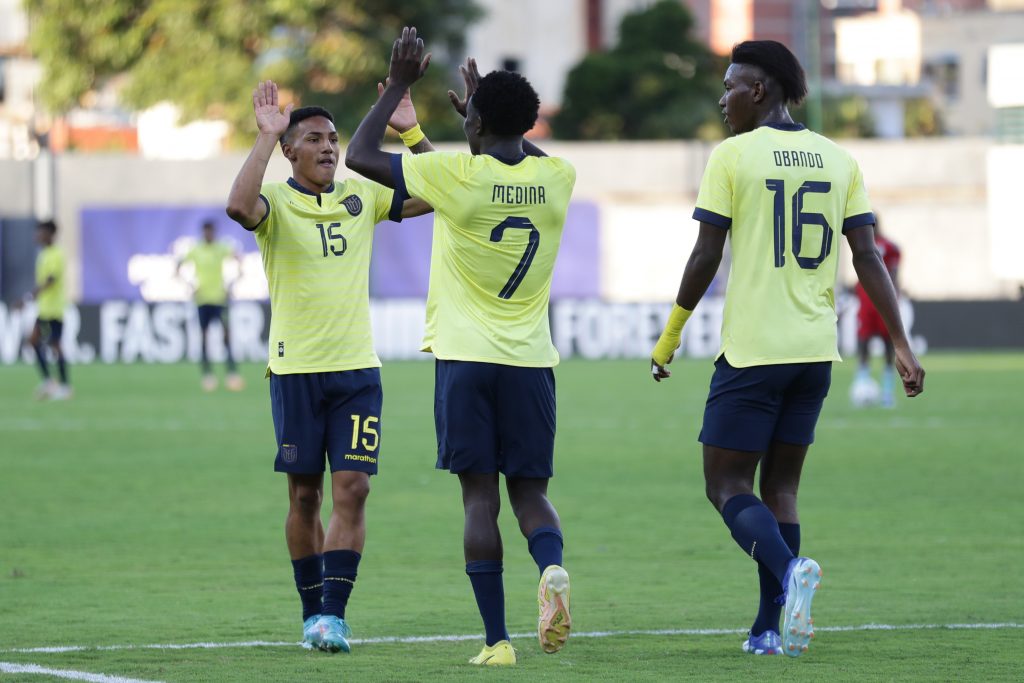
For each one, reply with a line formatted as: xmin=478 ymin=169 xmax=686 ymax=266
xmin=447 ymin=57 xmax=482 ymax=118
xmin=388 ymin=26 xmax=431 ymax=89
xmin=377 ymin=79 xmax=418 ymax=133
xmin=252 ymin=80 xmax=293 ymax=138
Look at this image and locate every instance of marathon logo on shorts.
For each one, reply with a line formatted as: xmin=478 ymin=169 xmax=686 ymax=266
xmin=344 ymin=454 xmax=377 ymax=464
xmin=282 ymin=444 xmax=298 ymax=464
xmin=278 ymin=341 xmax=284 ymax=357
xmin=341 ymin=194 xmax=363 ymax=216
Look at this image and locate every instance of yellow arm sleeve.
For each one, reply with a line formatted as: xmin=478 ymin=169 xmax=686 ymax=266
xmin=652 ymin=304 xmax=693 ymax=365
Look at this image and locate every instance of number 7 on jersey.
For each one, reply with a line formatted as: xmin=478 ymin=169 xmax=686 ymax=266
xmin=490 ymin=216 xmax=540 ymax=299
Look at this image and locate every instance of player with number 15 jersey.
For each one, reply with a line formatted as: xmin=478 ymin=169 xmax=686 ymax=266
xmin=254 ymin=177 xmax=394 ymax=375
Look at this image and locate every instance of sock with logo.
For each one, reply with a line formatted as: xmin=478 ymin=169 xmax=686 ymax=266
xmin=721 ymin=494 xmax=795 ymax=584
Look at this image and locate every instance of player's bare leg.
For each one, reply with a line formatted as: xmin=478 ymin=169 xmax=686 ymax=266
xmin=508 ymin=477 xmax=570 ymax=653
xmin=286 ymin=473 xmax=325 ymax=560
xmin=759 ymin=442 xmax=808 ymax=525
xmin=324 ymin=471 xmax=369 ymax=553
xmin=460 ymin=472 xmax=514 ymax=665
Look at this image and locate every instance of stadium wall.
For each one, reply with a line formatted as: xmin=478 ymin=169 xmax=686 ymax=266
xmin=1 ymin=139 xmax=1021 ymax=361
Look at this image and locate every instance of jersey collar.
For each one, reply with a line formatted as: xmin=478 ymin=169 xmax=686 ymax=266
xmin=485 ymin=152 xmax=527 ymax=166
xmin=760 ymin=122 xmax=807 ymax=132
xmin=287 ymin=177 xmax=335 ymax=196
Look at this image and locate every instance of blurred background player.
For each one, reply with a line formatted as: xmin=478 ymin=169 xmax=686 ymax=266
xmin=346 ymin=30 xmax=575 ymax=666
xmin=23 ymin=219 xmax=71 ymax=401
xmin=226 ymin=80 xmax=431 ymax=654
xmin=852 ymin=217 xmax=902 ymax=408
xmin=650 ymin=41 xmax=924 ymax=658
xmin=177 ymin=219 xmax=243 ymax=392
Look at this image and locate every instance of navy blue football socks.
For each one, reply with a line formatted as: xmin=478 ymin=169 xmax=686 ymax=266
xmin=56 ymin=355 xmax=68 ymax=385
xmin=751 ymin=522 xmax=801 ymax=636
xmin=466 ymin=560 xmax=509 ymax=646
xmin=720 ymin=494 xmax=794 ymax=585
xmin=291 ymin=554 xmax=324 ymax=621
xmin=527 ymin=526 xmax=564 ymax=575
xmin=322 ymin=549 xmax=360 ymax=620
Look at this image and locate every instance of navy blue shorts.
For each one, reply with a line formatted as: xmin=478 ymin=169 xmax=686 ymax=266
xmin=197 ymin=304 xmax=225 ymax=330
xmin=699 ymin=355 xmax=832 ymax=452
xmin=434 ymin=360 xmax=556 ymax=478
xmin=37 ymin=318 xmax=63 ymax=343
xmin=269 ymin=369 xmax=383 ymax=475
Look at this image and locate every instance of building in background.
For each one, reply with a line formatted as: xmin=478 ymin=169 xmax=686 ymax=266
xmin=832 ymin=0 xmax=1024 ymax=137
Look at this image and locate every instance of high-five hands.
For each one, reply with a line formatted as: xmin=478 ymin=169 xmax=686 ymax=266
xmin=448 ymin=57 xmax=482 ymax=118
xmin=252 ymin=81 xmax=293 ymax=138
xmin=388 ymin=27 xmax=431 ymax=89
xmin=377 ymin=79 xmax=419 ymax=133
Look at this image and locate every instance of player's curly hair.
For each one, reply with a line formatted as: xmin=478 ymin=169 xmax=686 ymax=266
xmin=471 ymin=70 xmax=540 ymax=137
xmin=731 ymin=41 xmax=808 ymax=106
xmin=281 ymin=106 xmax=335 ymax=145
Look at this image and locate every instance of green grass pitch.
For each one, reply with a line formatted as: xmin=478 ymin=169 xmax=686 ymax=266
xmin=1 ymin=354 xmax=1022 ymax=681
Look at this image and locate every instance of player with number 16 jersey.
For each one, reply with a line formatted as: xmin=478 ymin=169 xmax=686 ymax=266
xmin=694 ymin=117 xmax=873 ymax=366
xmin=650 ymin=40 xmax=923 ymax=660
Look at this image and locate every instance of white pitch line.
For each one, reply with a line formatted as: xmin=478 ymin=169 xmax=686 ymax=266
xmin=2 ymin=622 xmax=1020 ymax=655
xmin=0 ymin=661 xmax=163 ymax=683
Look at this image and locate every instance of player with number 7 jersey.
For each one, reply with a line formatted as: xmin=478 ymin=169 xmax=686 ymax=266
xmin=345 ymin=31 xmax=577 ymax=664
xmin=399 ymin=148 xmax=575 ymax=366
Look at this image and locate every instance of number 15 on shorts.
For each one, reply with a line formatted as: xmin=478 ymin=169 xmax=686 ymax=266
xmin=350 ymin=415 xmax=379 ymax=452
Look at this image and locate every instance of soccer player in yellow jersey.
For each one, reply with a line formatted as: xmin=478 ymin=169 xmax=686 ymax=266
xmin=651 ymin=41 xmax=925 ymax=658
xmin=177 ymin=219 xmax=243 ymax=392
xmin=24 ymin=219 xmax=71 ymax=400
xmin=347 ymin=29 xmax=575 ymax=665
xmin=225 ymin=79 xmax=432 ymax=653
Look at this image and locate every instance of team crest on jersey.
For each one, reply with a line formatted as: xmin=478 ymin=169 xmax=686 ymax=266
xmin=282 ymin=444 xmax=298 ymax=464
xmin=341 ymin=194 xmax=363 ymax=216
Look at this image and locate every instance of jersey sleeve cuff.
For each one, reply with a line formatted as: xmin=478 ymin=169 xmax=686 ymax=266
xmin=842 ymin=212 xmax=875 ymax=233
xmin=388 ymin=153 xmax=408 ymax=223
xmin=246 ymin=194 xmax=271 ymax=231
xmin=693 ymin=207 xmax=731 ymax=229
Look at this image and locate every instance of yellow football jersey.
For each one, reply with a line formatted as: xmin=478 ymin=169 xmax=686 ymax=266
xmin=694 ymin=123 xmax=874 ymax=367
xmin=253 ymin=177 xmax=397 ymax=374
xmin=182 ymin=241 xmax=233 ymax=306
xmin=35 ymin=245 xmax=65 ymax=320
xmin=398 ymin=151 xmax=576 ymax=367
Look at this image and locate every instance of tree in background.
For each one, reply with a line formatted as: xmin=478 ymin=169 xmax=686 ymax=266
xmin=553 ymin=0 xmax=726 ymax=141
xmin=25 ymin=0 xmax=482 ymax=143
